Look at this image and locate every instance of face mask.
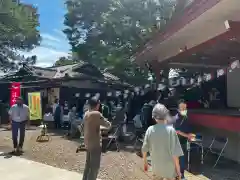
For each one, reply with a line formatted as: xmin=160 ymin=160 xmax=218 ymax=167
xmin=180 ymin=110 xmax=187 ymax=116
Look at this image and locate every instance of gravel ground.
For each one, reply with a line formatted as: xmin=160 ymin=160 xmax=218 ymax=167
xmin=0 ymin=127 xmax=239 ymax=180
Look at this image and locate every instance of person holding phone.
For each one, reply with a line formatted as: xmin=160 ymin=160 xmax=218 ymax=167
xmin=142 ymin=103 xmax=183 ymax=180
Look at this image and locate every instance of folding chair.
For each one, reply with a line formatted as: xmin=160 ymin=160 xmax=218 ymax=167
xmin=105 ymin=124 xmax=120 ymax=152
xmin=204 ymin=136 xmax=228 ymax=168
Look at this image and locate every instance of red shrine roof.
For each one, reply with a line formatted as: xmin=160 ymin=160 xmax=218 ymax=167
xmin=135 ymin=0 xmax=240 ymax=71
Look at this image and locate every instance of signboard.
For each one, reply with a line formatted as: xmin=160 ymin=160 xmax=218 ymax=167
xmin=10 ymin=82 xmax=21 ymax=106
xmin=28 ymin=92 xmax=42 ymax=120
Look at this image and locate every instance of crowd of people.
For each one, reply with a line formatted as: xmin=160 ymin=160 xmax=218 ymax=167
xmin=7 ymin=91 xmax=194 ymax=180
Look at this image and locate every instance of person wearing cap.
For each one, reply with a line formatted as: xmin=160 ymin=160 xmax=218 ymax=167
xmin=82 ymin=97 xmax=111 ymax=180
xmin=142 ymin=103 xmax=183 ymax=180
xmin=8 ymin=97 xmax=30 ymax=154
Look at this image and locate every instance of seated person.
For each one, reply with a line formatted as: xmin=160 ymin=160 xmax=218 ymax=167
xmin=43 ymin=112 xmax=54 ymax=122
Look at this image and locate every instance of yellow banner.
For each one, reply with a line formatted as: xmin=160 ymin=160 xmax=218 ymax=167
xmin=28 ymin=92 xmax=42 ymax=120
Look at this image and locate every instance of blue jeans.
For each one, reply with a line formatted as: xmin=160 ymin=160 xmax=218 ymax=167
xmin=12 ymin=121 xmax=26 ymax=149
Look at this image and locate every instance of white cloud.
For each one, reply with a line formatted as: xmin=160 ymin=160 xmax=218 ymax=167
xmin=41 ymin=33 xmax=61 ymax=42
xmin=21 ymin=32 xmax=71 ymax=67
xmin=53 ymin=29 xmax=66 ymax=38
xmin=22 ymin=46 xmax=69 ymax=67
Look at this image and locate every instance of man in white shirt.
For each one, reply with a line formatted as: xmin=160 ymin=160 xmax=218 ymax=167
xmin=9 ymin=97 xmax=30 ymax=154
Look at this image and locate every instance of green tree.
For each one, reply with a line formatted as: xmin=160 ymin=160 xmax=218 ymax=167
xmin=64 ymin=0 xmax=186 ymax=84
xmin=54 ymin=56 xmax=77 ymax=66
xmin=0 ymin=0 xmax=40 ymax=71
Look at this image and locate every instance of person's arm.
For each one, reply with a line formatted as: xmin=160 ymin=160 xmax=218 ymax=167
xmin=142 ymin=128 xmax=150 ymax=171
xmin=83 ymin=116 xmax=88 ymax=149
xmin=170 ymin=127 xmax=184 ymax=178
xmin=173 ymin=156 xmax=181 ymax=178
xmin=8 ymin=108 xmax=12 ymax=124
xmin=142 ymin=151 xmax=148 ymax=171
xmin=176 ymin=119 xmax=193 ymax=139
xmin=98 ymin=113 xmax=111 ymax=128
xmin=176 ymin=130 xmax=189 ymax=138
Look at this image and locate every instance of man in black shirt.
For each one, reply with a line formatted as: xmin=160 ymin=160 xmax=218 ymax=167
xmin=174 ymin=100 xmax=193 ymax=180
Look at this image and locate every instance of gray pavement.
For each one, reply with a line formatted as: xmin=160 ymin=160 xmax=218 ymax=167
xmin=0 ymin=152 xmax=100 ymax=180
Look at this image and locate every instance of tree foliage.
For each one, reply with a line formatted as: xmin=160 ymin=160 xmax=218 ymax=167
xmin=54 ymin=56 xmax=77 ymax=66
xmin=0 ymin=0 xmax=40 ymax=71
xmin=63 ymin=0 xmax=179 ymax=84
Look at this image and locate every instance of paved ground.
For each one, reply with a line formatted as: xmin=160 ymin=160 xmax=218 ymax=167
xmin=0 ymin=153 xmax=101 ymax=180
xmin=0 ymin=127 xmax=239 ymax=180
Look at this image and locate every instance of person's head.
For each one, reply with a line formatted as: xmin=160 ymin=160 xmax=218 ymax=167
xmin=88 ymin=97 xmax=100 ymax=111
xmin=152 ymin=103 xmax=171 ymax=124
xmin=178 ymin=99 xmax=187 ymax=116
xmin=178 ymin=99 xmax=187 ymax=111
xmin=72 ymin=106 xmax=76 ymax=112
xmin=16 ymin=97 xmax=23 ymax=106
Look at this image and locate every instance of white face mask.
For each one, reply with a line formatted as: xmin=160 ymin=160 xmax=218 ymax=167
xmin=180 ymin=110 xmax=187 ymax=116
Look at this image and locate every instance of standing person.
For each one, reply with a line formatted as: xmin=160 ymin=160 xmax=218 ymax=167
xmin=8 ymin=97 xmax=30 ymax=154
xmin=141 ymin=100 xmax=156 ymax=129
xmin=142 ymin=103 xmax=183 ymax=180
xmin=68 ymin=106 xmax=78 ymax=137
xmin=83 ymin=97 xmax=111 ymax=180
xmin=52 ymin=99 xmax=58 ymax=115
xmin=101 ymin=100 xmax=110 ymax=119
xmin=53 ymin=100 xmax=62 ymax=129
xmin=174 ymin=99 xmax=193 ymax=180
xmin=83 ymin=100 xmax=89 ymax=114
xmin=62 ymin=101 xmax=70 ymax=129
xmin=115 ymin=103 xmax=127 ymax=139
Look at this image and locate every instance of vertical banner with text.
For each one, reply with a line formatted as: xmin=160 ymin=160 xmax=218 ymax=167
xmin=28 ymin=92 xmax=42 ymax=120
xmin=10 ymin=82 xmax=21 ymax=107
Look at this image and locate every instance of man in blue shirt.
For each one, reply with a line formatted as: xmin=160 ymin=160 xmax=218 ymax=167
xmin=174 ymin=100 xmax=194 ymax=180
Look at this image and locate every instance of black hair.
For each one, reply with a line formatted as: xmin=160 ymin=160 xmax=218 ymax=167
xmin=178 ymin=99 xmax=186 ymax=105
xmin=88 ymin=97 xmax=100 ymax=109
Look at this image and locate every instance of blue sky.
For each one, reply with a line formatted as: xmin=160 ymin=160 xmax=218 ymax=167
xmin=21 ymin=0 xmax=71 ymax=67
